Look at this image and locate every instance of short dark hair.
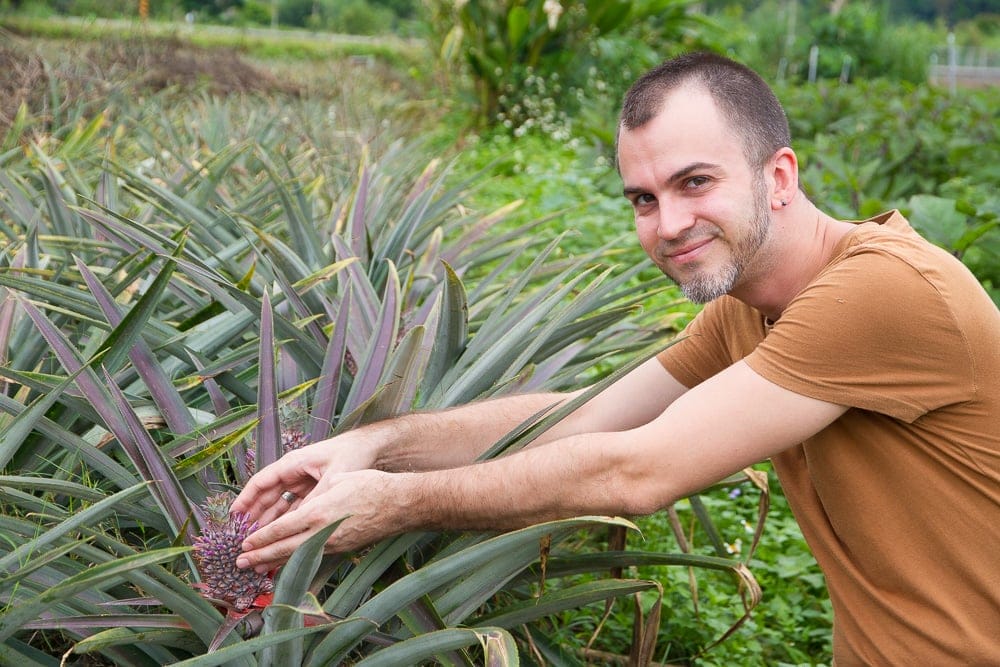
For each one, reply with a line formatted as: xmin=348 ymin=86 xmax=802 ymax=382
xmin=618 ymin=52 xmax=791 ymax=168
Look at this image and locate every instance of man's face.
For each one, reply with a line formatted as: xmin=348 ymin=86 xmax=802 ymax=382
xmin=617 ymin=87 xmax=773 ymax=303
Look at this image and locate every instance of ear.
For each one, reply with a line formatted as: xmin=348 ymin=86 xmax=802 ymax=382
xmin=768 ymin=147 xmax=799 ymax=210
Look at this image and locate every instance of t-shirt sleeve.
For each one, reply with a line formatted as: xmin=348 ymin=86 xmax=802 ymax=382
xmin=658 ymin=297 xmax=762 ymax=388
xmin=745 ymin=249 xmax=975 ymax=423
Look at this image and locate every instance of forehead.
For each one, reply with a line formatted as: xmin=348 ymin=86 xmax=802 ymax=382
xmin=617 ymin=86 xmax=747 ymax=180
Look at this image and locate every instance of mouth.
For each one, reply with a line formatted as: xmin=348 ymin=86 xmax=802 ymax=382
xmin=665 ymin=237 xmax=714 ymax=265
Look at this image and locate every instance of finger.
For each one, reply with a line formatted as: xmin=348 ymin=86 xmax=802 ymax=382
xmin=247 ymin=488 xmax=304 ymax=527
xmin=232 ymin=456 xmax=313 ymax=518
xmin=235 ymin=533 xmax=306 ymax=573
xmin=236 ymin=512 xmax=310 ymax=572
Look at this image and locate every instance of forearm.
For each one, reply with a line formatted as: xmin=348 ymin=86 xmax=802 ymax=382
xmin=365 ymin=392 xmax=574 ymax=472
xmin=365 ymin=359 xmax=686 ymax=472
xmin=387 ymin=431 xmax=665 ymax=535
xmin=361 ymin=357 xmax=685 ymax=474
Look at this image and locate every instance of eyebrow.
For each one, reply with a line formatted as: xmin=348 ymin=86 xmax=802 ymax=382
xmin=622 ymin=161 xmax=722 ymax=197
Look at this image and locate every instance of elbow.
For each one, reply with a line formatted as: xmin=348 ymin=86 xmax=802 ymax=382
xmin=602 ymin=462 xmax=680 ymax=518
xmin=617 ymin=487 xmax=674 ymax=518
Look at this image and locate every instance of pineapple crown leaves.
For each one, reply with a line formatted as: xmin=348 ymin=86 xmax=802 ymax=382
xmin=193 ymin=491 xmax=274 ymax=612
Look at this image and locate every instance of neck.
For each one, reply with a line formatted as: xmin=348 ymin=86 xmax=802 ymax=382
xmin=729 ymin=199 xmax=854 ymax=322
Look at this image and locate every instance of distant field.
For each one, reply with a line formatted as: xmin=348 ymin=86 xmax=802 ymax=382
xmin=0 ymin=14 xmax=426 ymax=63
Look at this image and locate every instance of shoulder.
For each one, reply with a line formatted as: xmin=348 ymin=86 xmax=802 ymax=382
xmin=834 ymin=210 xmax=979 ymax=301
xmin=746 ymin=212 xmax=994 ymax=419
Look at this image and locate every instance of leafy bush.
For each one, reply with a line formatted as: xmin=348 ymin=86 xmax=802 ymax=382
xmin=425 ymin=0 xmax=712 ymax=132
xmin=239 ymin=1 xmax=273 ymax=26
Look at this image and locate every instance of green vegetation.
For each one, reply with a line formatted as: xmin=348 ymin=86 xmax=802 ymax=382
xmin=0 ymin=1 xmax=997 ymax=665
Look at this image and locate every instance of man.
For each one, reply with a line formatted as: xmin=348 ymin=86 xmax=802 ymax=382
xmin=234 ymin=52 xmax=1000 ymax=663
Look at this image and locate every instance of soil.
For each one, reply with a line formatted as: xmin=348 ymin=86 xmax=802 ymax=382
xmin=0 ymin=30 xmax=301 ymax=134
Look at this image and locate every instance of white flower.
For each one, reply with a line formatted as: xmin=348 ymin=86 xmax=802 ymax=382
xmin=543 ymin=0 xmax=563 ymax=30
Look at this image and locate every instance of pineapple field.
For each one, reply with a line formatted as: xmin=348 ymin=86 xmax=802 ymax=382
xmin=1 ymin=9 xmax=998 ymax=667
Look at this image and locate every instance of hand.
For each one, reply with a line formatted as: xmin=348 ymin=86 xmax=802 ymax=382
xmin=234 ymin=467 xmax=401 ymax=572
xmin=232 ymin=432 xmax=377 ymax=525
xmin=230 ymin=433 xmax=390 ymax=571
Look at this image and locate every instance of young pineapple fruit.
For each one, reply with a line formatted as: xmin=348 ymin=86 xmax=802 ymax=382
xmin=193 ymin=492 xmax=274 ymax=611
xmin=244 ymin=422 xmax=312 ymax=478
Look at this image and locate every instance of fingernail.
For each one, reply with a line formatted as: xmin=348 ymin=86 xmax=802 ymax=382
xmin=235 ymin=557 xmax=249 ymax=570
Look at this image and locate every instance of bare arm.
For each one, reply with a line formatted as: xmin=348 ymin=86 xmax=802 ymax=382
xmin=231 ymin=357 xmax=685 ymax=530
xmin=236 ymin=361 xmax=846 ymax=570
xmin=371 ymin=357 xmax=687 ymax=471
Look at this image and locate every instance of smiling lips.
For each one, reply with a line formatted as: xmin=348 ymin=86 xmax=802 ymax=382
xmin=663 ymin=236 xmax=715 ymax=265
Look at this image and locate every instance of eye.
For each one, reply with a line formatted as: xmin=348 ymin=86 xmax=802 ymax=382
xmin=684 ymin=175 xmax=710 ymax=189
xmin=633 ymin=193 xmax=655 ymax=207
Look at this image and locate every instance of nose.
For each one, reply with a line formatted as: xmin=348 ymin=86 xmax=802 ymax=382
xmin=654 ymin=202 xmax=696 ymax=242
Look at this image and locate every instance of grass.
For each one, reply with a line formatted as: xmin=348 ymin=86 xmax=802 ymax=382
xmin=0 ymin=13 xmax=427 ymax=66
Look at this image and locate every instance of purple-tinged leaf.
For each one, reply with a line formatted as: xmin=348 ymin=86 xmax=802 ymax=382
xmin=517 ymin=342 xmax=585 ymax=393
xmin=255 ymin=291 xmax=281 ymax=471
xmin=209 ymin=609 xmax=258 ymax=653
xmin=77 ymin=208 xmax=160 ymax=255
xmin=0 ymin=546 xmax=191 ymax=644
xmin=78 ymin=206 xmax=249 ymax=316
xmin=0 ymin=360 xmax=87 ymax=469
xmin=16 ymin=295 xmax=128 ymax=436
xmin=310 ymin=286 xmax=351 ymax=444
xmin=0 ymin=391 xmax=135 ymax=488
xmin=332 ymin=235 xmax=378 ymax=334
xmin=251 ymin=234 xmax=327 ymax=347
xmin=98 ymin=597 xmax=166 ymax=607
xmin=0 ymin=241 xmax=26 ymax=391
xmin=186 ymin=351 xmax=231 ymax=418
xmin=402 ymin=158 xmax=438 ymax=209
xmin=279 ymin=337 xmax=301 ymax=392
xmin=417 ymin=263 xmax=468 ymax=406
xmin=102 ymin=367 xmax=202 ymax=542
xmin=21 ymin=614 xmax=189 ymax=630
xmin=410 ymin=271 xmax=442 ymax=327
xmin=359 ymin=325 xmax=425 ymax=424
xmin=439 ymin=200 xmax=523 ymax=268
xmin=342 ymin=261 xmax=400 ymax=417
xmin=349 ymin=166 xmax=371 ymax=261
xmin=75 ymin=257 xmax=196 ymax=435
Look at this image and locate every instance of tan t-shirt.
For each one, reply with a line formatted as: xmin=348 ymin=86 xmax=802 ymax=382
xmin=658 ymin=211 xmax=1000 ymax=665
